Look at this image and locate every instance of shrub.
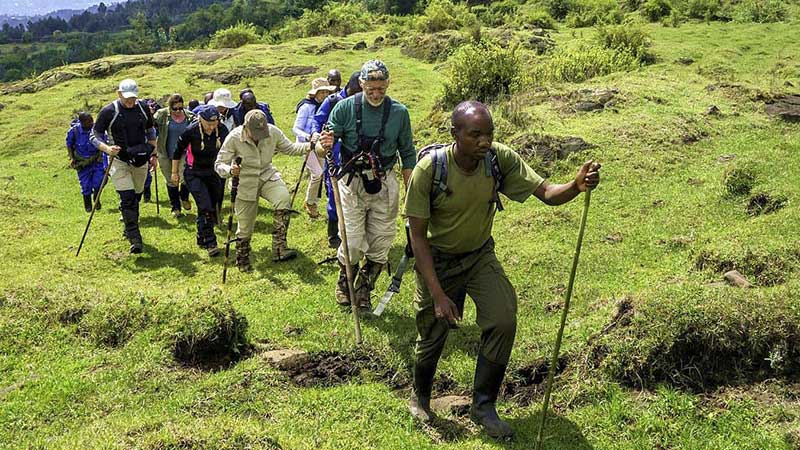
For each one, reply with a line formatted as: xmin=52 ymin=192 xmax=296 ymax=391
xmin=732 ymin=0 xmax=788 ymax=22
xmin=516 ymin=8 xmax=558 ymax=29
xmin=400 ymin=30 xmax=469 ymax=62
xmin=641 ymin=0 xmax=672 ymax=21
xmin=280 ymin=2 xmax=372 ymax=40
xmin=683 ymin=0 xmax=724 ymax=20
xmin=541 ymin=0 xmax=578 ymax=19
xmin=661 ymin=7 xmax=686 ymax=25
xmin=416 ymin=0 xmax=480 ymax=33
xmin=209 ymin=22 xmax=261 ymax=49
xmin=473 ymin=0 xmax=520 ymax=26
xmin=531 ymin=44 xmax=640 ymax=84
xmin=596 ymin=23 xmax=655 ymax=64
xmin=441 ymin=41 xmax=522 ymax=108
xmin=565 ymin=0 xmax=625 ymax=27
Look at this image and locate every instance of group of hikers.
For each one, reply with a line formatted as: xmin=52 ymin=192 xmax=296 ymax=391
xmin=67 ymin=59 xmax=601 ymax=439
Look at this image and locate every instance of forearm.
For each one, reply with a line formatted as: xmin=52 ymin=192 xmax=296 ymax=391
xmin=401 ymin=169 xmax=412 ymax=190
xmin=409 ymin=219 xmax=445 ymax=299
xmin=541 ymin=180 xmax=581 ymax=206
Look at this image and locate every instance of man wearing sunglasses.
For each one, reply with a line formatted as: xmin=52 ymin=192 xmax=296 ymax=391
xmin=153 ymin=93 xmax=195 ymax=218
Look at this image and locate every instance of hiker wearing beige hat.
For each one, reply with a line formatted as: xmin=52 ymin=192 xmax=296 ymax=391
xmin=209 ymin=88 xmax=237 ymax=131
xmin=293 ymin=77 xmax=337 ymax=219
xmin=215 ymin=109 xmax=327 ymax=270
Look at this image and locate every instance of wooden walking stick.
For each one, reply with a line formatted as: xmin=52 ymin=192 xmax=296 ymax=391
xmin=152 ymin=161 xmax=160 ymax=215
xmin=288 ymin=153 xmax=309 ymax=215
xmin=325 ymin=132 xmax=362 ymax=345
xmin=76 ymin=155 xmax=116 ymax=257
xmin=535 ymin=190 xmax=591 ymax=450
xmin=222 ymin=157 xmax=243 ymax=284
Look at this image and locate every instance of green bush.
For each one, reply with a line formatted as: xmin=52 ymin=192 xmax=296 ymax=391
xmin=641 ymin=0 xmax=672 ymax=21
xmin=531 ymin=43 xmax=640 ymax=83
xmin=661 ymin=7 xmax=686 ymax=25
xmin=541 ymin=0 xmax=578 ymax=19
xmin=441 ymin=41 xmax=522 ymax=108
xmin=596 ymin=23 xmax=655 ymax=64
xmin=732 ymin=0 xmax=788 ymax=22
xmin=417 ymin=0 xmax=480 ymax=33
xmin=473 ymin=0 xmax=520 ymax=26
xmin=517 ymin=8 xmax=558 ymax=29
xmin=280 ymin=2 xmax=373 ymax=40
xmin=209 ymin=22 xmax=261 ymax=49
xmin=682 ymin=0 xmax=726 ymax=20
xmin=565 ymin=0 xmax=625 ymax=27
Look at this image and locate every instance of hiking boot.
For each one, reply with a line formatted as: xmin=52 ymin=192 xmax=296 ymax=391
xmin=335 ymin=261 xmax=358 ymax=306
xmin=304 ymin=201 xmax=320 ymax=219
xmin=409 ymin=359 xmax=438 ymax=423
xmin=207 ymin=245 xmax=221 ymax=257
xmin=272 ymin=209 xmax=297 ymax=262
xmin=83 ymin=194 xmax=93 ymax=213
xmin=327 ymin=219 xmax=341 ymax=249
xmin=470 ymin=355 xmax=514 ymax=439
xmin=236 ymin=238 xmax=252 ymax=272
xmin=130 ymin=240 xmax=143 ymax=254
xmin=171 ymin=208 xmax=183 ymax=218
xmin=93 ymin=191 xmax=102 ymax=211
xmin=354 ymin=259 xmax=384 ymax=311
xmin=181 ymin=198 xmax=192 ymax=211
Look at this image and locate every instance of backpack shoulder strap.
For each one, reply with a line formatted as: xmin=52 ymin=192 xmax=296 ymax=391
xmin=378 ymin=96 xmax=392 ymax=141
xmin=484 ymin=147 xmax=504 ymax=212
xmin=418 ymin=143 xmax=451 ymax=204
xmin=354 ymin=93 xmax=363 ymax=138
xmin=108 ymin=100 xmax=120 ymax=145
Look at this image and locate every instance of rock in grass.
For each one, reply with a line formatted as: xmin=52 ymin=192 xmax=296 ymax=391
xmin=262 ymin=349 xmax=309 ymax=367
xmin=431 ymin=395 xmax=471 ymax=416
xmin=723 ymin=270 xmax=753 ymax=288
xmin=353 ymin=41 xmax=367 ymax=50
xmin=764 ymin=94 xmax=800 ymax=122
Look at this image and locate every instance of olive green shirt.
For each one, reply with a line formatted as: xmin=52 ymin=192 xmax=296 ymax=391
xmin=404 ymin=142 xmax=545 ymax=254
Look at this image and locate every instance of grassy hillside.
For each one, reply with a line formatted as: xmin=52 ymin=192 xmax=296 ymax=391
xmin=1 ymin=20 xmax=799 ymax=449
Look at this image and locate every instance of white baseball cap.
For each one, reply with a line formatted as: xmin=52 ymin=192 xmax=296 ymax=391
xmin=210 ymin=88 xmax=237 ymax=108
xmin=118 ymin=79 xmax=139 ymax=98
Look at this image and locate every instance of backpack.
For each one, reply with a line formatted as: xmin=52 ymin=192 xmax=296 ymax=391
xmin=295 ymin=98 xmax=318 ymax=113
xmin=108 ymin=99 xmax=152 ymax=166
xmin=417 ymin=143 xmax=505 ymax=212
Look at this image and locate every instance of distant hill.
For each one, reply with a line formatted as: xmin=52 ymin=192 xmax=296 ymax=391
xmin=0 ymin=2 xmax=122 ymax=27
xmin=0 ymin=0 xmax=110 ymax=17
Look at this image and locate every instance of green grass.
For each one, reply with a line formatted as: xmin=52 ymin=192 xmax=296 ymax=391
xmin=1 ymin=20 xmax=799 ymax=449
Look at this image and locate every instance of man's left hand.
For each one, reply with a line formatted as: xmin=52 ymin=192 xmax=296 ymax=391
xmin=150 ymin=155 xmax=158 ymax=170
xmin=575 ymin=160 xmax=601 ymax=192
xmin=320 ymin=130 xmax=334 ymax=151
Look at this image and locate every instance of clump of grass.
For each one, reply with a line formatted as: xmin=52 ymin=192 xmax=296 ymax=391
xmin=596 ymin=22 xmax=655 ymax=64
xmin=590 ymin=284 xmax=800 ymax=391
xmin=723 ymin=164 xmax=757 ymax=196
xmin=77 ymin=296 xmax=149 ymax=347
xmin=441 ymin=40 xmax=522 ymax=108
xmin=694 ymin=245 xmax=797 ymax=286
xmin=530 ymin=43 xmax=640 ymax=84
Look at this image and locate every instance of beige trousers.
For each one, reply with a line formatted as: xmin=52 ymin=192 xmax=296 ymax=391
xmin=109 ymin=157 xmax=148 ymax=193
xmin=304 ymin=152 xmax=325 ymax=205
xmin=235 ymin=178 xmax=292 ymax=239
xmin=336 ymin=174 xmax=399 ymax=265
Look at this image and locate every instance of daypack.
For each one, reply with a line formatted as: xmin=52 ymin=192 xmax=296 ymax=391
xmin=417 ymin=143 xmax=505 ymax=212
xmin=107 ymin=99 xmax=149 ymax=146
xmin=295 ymin=98 xmax=319 ymax=113
xmin=68 ymin=120 xmax=102 ymax=169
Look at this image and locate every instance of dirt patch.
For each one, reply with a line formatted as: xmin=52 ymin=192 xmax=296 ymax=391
xmin=306 ymin=41 xmax=347 ymax=55
xmin=83 ymin=55 xmax=176 ymax=78
xmin=746 ymin=192 xmax=787 ymax=216
xmin=557 ymin=87 xmax=619 ymax=113
xmin=765 ymin=94 xmax=800 ymax=122
xmin=195 ymin=65 xmax=318 ymax=84
xmin=510 ymin=133 xmax=596 ymax=164
xmin=275 ymin=350 xmax=401 ymax=388
xmin=503 ymin=356 xmax=568 ymax=405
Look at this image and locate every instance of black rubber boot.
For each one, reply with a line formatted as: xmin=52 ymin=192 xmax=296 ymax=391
xmin=354 ymin=259 xmax=383 ymax=312
xmin=409 ymin=359 xmax=438 ymax=423
xmin=83 ymin=194 xmax=92 ymax=213
xmin=166 ymin=185 xmax=181 ymax=216
xmin=93 ymin=190 xmax=102 ymax=211
xmin=327 ymin=219 xmax=342 ymax=249
xmin=470 ymin=354 xmax=513 ymax=439
xmin=143 ymin=186 xmax=152 ymax=203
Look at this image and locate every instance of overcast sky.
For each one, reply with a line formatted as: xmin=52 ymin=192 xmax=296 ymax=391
xmin=0 ymin=0 xmax=103 ymax=16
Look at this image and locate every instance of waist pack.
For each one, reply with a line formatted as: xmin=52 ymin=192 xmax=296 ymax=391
xmin=72 ymin=152 xmax=103 ymax=170
xmin=120 ymin=143 xmax=152 ymax=167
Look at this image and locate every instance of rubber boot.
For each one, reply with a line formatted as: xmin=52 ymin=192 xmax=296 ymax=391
xmin=83 ymin=194 xmax=93 ymax=213
xmin=143 ymin=186 xmax=152 ymax=203
xmin=167 ymin=185 xmax=182 ymax=217
xmin=120 ymin=206 xmax=142 ymax=254
xmin=335 ymin=261 xmax=358 ymax=306
xmin=409 ymin=359 xmax=438 ymax=423
xmin=272 ymin=209 xmax=297 ymax=262
xmin=93 ymin=189 xmax=102 ymax=211
xmin=327 ymin=219 xmax=342 ymax=249
xmin=354 ymin=259 xmax=383 ymax=311
xmin=470 ymin=354 xmax=514 ymax=439
xmin=236 ymin=238 xmax=252 ymax=272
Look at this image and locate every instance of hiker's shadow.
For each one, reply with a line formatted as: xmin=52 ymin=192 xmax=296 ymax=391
xmin=492 ymin=411 xmax=594 ymax=450
xmin=251 ymin=246 xmax=326 ymax=287
xmin=140 ymin=215 xmax=195 ymax=232
xmin=130 ymin=244 xmax=202 ymax=276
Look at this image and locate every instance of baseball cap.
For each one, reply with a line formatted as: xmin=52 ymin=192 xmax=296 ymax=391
xmin=118 ymin=79 xmax=139 ymax=98
xmin=244 ymin=109 xmax=269 ymax=141
xmin=197 ymin=104 xmax=220 ymax=121
xmin=210 ymin=88 xmax=237 ymax=109
xmin=359 ymin=60 xmax=389 ymax=81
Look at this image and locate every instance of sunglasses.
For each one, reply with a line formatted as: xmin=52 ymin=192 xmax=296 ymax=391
xmin=171 ymin=106 xmax=184 ymax=111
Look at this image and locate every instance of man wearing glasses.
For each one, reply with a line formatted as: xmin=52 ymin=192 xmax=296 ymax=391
xmin=153 ymin=94 xmax=195 ymax=218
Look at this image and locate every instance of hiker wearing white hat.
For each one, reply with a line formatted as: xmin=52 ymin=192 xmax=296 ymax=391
xmin=210 ymin=88 xmax=237 ymax=131
xmin=293 ymin=78 xmax=336 ymax=219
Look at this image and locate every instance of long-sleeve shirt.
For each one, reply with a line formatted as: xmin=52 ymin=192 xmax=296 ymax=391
xmin=174 ymin=121 xmax=229 ymax=173
xmin=90 ymin=100 xmax=156 ymax=151
xmin=67 ymin=123 xmax=102 ymax=159
xmin=293 ymin=99 xmax=319 ymax=142
xmin=153 ymin=107 xmax=195 ymax=158
xmin=214 ymin=124 xmax=311 ymax=202
xmin=312 ymin=90 xmax=347 ymax=134
xmin=231 ymin=102 xmax=275 ymax=127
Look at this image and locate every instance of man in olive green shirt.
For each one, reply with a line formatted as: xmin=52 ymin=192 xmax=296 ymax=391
xmin=404 ymin=101 xmax=601 ymax=439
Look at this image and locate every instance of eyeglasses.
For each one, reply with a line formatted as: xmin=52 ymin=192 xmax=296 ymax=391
xmin=171 ymin=107 xmax=184 ymax=111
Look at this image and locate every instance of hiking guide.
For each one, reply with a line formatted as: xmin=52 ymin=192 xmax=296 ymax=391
xmin=172 ymin=105 xmax=229 ymax=257
xmin=404 ymin=101 xmax=601 ymax=438
xmin=320 ymin=60 xmax=415 ymax=312
xmin=214 ymin=109 xmax=326 ymax=270
xmin=67 ymin=112 xmax=107 ymax=213
xmin=90 ymin=78 xmax=157 ymax=254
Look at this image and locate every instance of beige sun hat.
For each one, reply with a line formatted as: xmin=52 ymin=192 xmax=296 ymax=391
xmin=308 ymin=77 xmax=336 ymax=96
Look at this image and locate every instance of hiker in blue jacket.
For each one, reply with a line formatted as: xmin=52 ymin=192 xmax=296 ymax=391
xmin=67 ymin=112 xmax=108 ymax=212
xmin=312 ymin=71 xmax=362 ymax=248
xmin=231 ymin=89 xmax=275 ymax=127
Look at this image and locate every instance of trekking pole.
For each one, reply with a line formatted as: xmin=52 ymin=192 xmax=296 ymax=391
xmin=152 ymin=161 xmax=160 ymax=215
xmin=288 ymin=153 xmax=309 ymax=215
xmin=535 ymin=190 xmax=591 ymax=450
xmin=76 ymin=155 xmax=116 ymax=257
xmin=222 ymin=156 xmax=243 ymax=284
xmin=325 ymin=132 xmax=362 ymax=345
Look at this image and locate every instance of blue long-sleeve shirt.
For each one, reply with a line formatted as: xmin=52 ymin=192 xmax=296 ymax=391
xmin=293 ymin=99 xmax=319 ymax=142
xmin=312 ymin=90 xmax=347 ymax=134
xmin=67 ymin=122 xmax=102 ymax=159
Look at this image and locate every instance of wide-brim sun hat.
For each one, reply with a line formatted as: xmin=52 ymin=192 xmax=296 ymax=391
xmin=210 ymin=88 xmax=237 ymax=109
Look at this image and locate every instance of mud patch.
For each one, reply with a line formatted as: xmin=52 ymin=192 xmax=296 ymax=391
xmin=275 ymin=350 xmax=401 ymax=388
xmin=746 ymin=192 xmax=787 ymax=216
xmin=195 ymin=65 xmax=318 ymax=84
xmin=503 ymin=356 xmax=568 ymax=405
xmin=765 ymin=94 xmax=800 ymax=122
xmin=510 ymin=133 xmax=596 ymax=164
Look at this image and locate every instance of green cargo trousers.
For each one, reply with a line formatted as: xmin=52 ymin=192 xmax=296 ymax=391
xmin=414 ymin=238 xmax=518 ymax=366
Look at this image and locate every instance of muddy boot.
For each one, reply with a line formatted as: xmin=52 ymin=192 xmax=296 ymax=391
xmin=409 ymin=359 xmax=438 ymax=423
xmin=335 ymin=261 xmax=358 ymax=306
xmin=272 ymin=209 xmax=297 ymax=262
xmin=83 ymin=194 xmax=93 ymax=213
xmin=236 ymin=238 xmax=252 ymax=272
xmin=470 ymin=355 xmax=513 ymax=439
xmin=92 ymin=190 xmax=102 ymax=211
xmin=327 ymin=219 xmax=342 ymax=249
xmin=304 ymin=201 xmax=320 ymax=219
xmin=354 ymin=259 xmax=383 ymax=312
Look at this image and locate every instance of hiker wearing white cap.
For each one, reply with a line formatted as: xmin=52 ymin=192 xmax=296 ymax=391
xmin=210 ymin=88 xmax=237 ymax=131
xmin=90 ymin=78 xmax=157 ymax=254
xmin=153 ymin=93 xmax=195 ymax=218
xmin=215 ymin=110 xmax=327 ymax=270
xmin=293 ymin=77 xmax=336 ymax=219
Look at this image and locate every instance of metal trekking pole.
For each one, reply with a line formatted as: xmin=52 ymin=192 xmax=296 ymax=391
xmin=535 ymin=190 xmax=591 ymax=450
xmin=288 ymin=153 xmax=309 ymax=215
xmin=152 ymin=161 xmax=160 ymax=215
xmin=222 ymin=156 xmax=243 ymax=284
xmin=325 ymin=131 xmax=362 ymax=345
xmin=76 ymin=155 xmax=116 ymax=257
